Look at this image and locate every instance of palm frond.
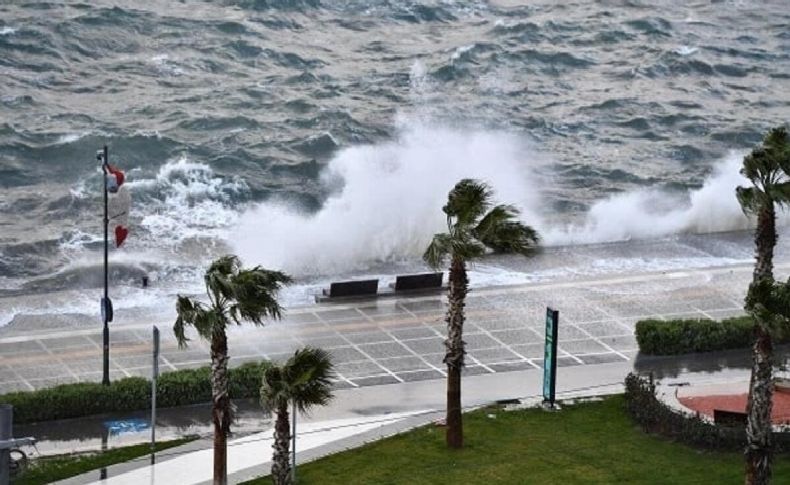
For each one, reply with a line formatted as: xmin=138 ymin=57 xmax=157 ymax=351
xmin=173 ymin=295 xmax=210 ymax=348
xmin=736 ymin=186 xmax=763 ymax=215
xmin=473 ymin=204 xmax=540 ymax=254
xmin=423 ymin=233 xmax=453 ymax=269
xmin=228 ymin=268 xmax=292 ymax=325
xmin=443 ymin=179 xmax=492 ymax=226
xmin=286 ymin=347 xmax=335 ymax=413
xmin=259 ymin=347 xmax=335 ymax=415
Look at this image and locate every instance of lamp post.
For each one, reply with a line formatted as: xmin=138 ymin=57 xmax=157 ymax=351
xmin=98 ymin=145 xmax=111 ymax=386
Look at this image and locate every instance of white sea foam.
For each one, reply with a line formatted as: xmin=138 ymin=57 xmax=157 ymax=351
xmin=0 ymin=27 xmax=16 ymax=36
xmin=231 ymin=120 xmax=765 ymax=276
xmin=57 ymin=132 xmax=87 ymax=144
xmin=232 ymin=121 xmax=544 ymax=276
xmin=129 ymin=156 xmax=245 ymax=245
xmin=542 ymin=152 xmax=754 ymax=244
xmin=674 ymin=45 xmax=698 ymax=56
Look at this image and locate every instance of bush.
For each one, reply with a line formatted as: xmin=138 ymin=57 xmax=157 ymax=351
xmin=624 ymin=372 xmax=744 ymax=450
xmin=634 ymin=316 xmax=767 ymax=355
xmin=0 ymin=362 xmax=269 ymax=424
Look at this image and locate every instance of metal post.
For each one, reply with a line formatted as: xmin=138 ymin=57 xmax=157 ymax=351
xmin=102 ymin=145 xmax=110 ymax=386
xmin=291 ymin=400 xmax=297 ymax=483
xmin=0 ymin=405 xmax=11 ymax=485
xmin=151 ymin=326 xmax=160 ymax=455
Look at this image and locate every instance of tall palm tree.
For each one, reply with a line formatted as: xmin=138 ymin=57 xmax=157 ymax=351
xmin=736 ymin=126 xmax=790 ymax=485
xmin=260 ymin=347 xmax=334 ymax=485
xmin=174 ymin=255 xmax=291 ymax=485
xmin=424 ymin=179 xmax=539 ymax=449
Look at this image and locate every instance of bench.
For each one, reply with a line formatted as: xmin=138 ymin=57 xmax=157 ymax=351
xmin=322 ymin=279 xmax=379 ymax=298
xmin=392 ymin=272 xmax=444 ymax=292
xmin=713 ymin=409 xmax=747 ymax=426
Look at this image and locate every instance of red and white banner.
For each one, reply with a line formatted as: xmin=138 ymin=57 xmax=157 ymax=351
xmin=106 ymin=165 xmax=130 ymax=247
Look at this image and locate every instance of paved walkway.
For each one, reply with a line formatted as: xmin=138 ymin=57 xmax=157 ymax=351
xmin=0 ymin=261 xmax=759 ymax=393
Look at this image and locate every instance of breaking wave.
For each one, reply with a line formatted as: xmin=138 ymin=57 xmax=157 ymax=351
xmin=232 ymin=121 xmax=758 ymax=276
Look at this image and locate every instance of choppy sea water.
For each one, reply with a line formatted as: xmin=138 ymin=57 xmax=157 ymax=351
xmin=1 ymin=0 xmax=789 ymax=324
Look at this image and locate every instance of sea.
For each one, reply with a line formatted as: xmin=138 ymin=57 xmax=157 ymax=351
xmin=1 ymin=0 xmax=789 ymax=327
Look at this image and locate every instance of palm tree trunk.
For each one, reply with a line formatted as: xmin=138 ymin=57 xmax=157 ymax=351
xmin=753 ymin=204 xmax=776 ymax=281
xmin=271 ymin=403 xmax=292 ymax=485
xmin=211 ymin=330 xmax=231 ymax=485
xmin=445 ymin=256 xmax=467 ymax=449
xmin=745 ymin=326 xmax=774 ymax=485
xmin=745 ymin=202 xmax=777 ymax=485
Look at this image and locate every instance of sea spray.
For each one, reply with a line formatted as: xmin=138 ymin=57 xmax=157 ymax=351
xmin=232 ymin=122 xmax=546 ymax=276
xmin=543 ymin=152 xmax=754 ymax=244
xmin=233 ymin=128 xmax=770 ymax=276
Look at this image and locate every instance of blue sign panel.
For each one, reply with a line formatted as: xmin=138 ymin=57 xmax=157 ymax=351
xmin=542 ymin=307 xmax=559 ymax=405
xmin=104 ymin=418 xmax=150 ymax=436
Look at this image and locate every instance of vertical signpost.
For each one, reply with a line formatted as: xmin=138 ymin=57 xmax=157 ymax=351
xmin=542 ymin=307 xmax=559 ymax=408
xmin=151 ymin=326 xmax=160 ymax=457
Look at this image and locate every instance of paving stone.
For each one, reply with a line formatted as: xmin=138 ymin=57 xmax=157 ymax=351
xmin=578 ymin=353 xmax=628 ymax=365
xmin=490 ymin=328 xmax=539 ymax=345
xmin=358 ymin=304 xmax=407 ymax=317
xmin=575 ymin=321 xmax=632 ymax=338
xmin=469 ymin=348 xmax=523 ymax=364
xmin=510 ymin=343 xmax=546 ymax=359
xmin=335 ymin=360 xmax=385 ymax=379
xmin=403 ymin=338 xmax=444 ymax=355
xmin=397 ymin=370 xmax=444 ymax=382
xmin=316 ymin=308 xmax=367 ymax=322
xmin=343 ymin=331 xmax=392 ymax=345
xmin=358 ymin=342 xmax=412 ymax=359
xmin=488 ymin=361 xmax=535 ymax=373
xmin=390 ymin=327 xmax=437 ymax=340
xmin=557 ymin=339 xmax=609 ymax=355
xmin=462 ymin=365 xmax=493 ymax=376
xmin=464 ymin=334 xmax=500 ymax=351
xmin=350 ymin=375 xmax=401 ymax=387
xmin=377 ymin=356 xmax=430 ymax=373
xmin=280 ymin=312 xmax=320 ymax=325
xmin=326 ymin=347 xmax=367 ymax=364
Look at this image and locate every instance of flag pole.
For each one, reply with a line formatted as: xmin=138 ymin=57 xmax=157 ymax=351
xmin=102 ymin=145 xmax=110 ymax=386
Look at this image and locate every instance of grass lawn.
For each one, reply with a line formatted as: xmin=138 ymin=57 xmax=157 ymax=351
xmin=13 ymin=436 xmax=197 ymax=485
xmin=243 ymin=395 xmax=789 ymax=484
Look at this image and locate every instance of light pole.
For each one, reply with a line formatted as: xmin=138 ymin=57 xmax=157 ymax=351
xmin=98 ymin=145 xmax=111 ymax=386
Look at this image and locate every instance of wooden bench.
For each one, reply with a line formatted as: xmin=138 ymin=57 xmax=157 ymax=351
xmin=321 ymin=279 xmax=379 ymax=299
xmin=392 ymin=272 xmax=444 ymax=292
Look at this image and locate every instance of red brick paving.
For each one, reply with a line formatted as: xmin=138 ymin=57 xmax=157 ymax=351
xmin=679 ymin=389 xmax=790 ymax=425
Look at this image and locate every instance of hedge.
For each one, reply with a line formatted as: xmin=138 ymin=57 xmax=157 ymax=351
xmin=624 ymin=372 xmax=790 ymax=451
xmin=0 ymin=362 xmax=268 ymax=424
xmin=633 ymin=316 xmax=790 ymax=355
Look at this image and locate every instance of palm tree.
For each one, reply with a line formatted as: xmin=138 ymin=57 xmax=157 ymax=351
xmin=174 ymin=255 xmax=291 ymax=485
xmin=424 ymin=179 xmax=539 ymax=449
xmin=736 ymin=126 xmax=790 ymax=485
xmin=260 ymin=347 xmax=334 ymax=485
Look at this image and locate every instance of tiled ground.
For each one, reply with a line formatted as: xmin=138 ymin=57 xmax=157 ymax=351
xmin=0 ymin=264 xmax=751 ymax=392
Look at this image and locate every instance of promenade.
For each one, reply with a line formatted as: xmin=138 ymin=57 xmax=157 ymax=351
xmin=0 ymin=260 xmax=755 ymax=393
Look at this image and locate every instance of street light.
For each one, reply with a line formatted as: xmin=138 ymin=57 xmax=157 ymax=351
xmin=97 ymin=145 xmax=112 ymax=386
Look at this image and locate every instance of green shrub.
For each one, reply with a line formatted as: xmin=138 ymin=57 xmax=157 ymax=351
xmin=624 ymin=372 xmax=745 ymax=450
xmin=633 ymin=316 xmax=774 ymax=355
xmin=0 ymin=362 xmax=268 ymax=424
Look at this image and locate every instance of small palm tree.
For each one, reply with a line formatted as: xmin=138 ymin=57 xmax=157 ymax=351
xmin=260 ymin=347 xmax=334 ymax=485
xmin=736 ymin=126 xmax=790 ymax=485
xmin=174 ymin=255 xmax=291 ymax=485
xmin=424 ymin=179 xmax=539 ymax=449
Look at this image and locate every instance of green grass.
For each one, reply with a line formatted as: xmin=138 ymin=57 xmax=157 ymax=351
xmin=243 ymin=396 xmax=789 ymax=485
xmin=13 ymin=436 xmax=197 ymax=485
